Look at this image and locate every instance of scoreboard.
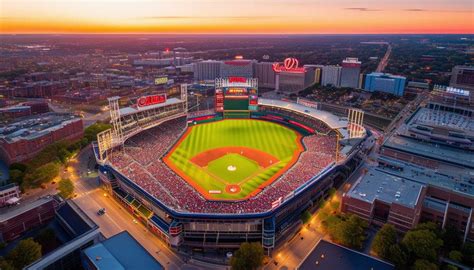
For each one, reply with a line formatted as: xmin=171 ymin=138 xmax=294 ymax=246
xmin=215 ymin=77 xmax=258 ymax=112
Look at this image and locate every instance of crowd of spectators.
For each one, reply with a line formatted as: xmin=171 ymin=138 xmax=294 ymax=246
xmin=108 ymin=117 xmax=338 ymax=214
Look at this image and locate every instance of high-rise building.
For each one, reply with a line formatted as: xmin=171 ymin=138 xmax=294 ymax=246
xmin=321 ymin=65 xmax=342 ymax=87
xmin=219 ymin=60 xmax=255 ymax=78
xmin=254 ymin=62 xmax=276 ymax=88
xmin=276 ymin=69 xmax=314 ymax=95
xmin=304 ymin=65 xmax=324 ymax=85
xmin=194 ymin=60 xmax=222 ymax=81
xmin=340 ymin=57 xmax=361 ymax=88
xmin=364 ymin=72 xmax=406 ymax=96
xmin=450 ymin=66 xmax=474 ymax=102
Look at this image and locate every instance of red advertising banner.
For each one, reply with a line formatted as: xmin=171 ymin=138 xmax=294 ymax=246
xmin=137 ymin=94 xmax=167 ymax=108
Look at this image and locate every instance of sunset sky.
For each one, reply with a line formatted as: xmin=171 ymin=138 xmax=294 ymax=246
xmin=0 ymin=0 xmax=473 ymax=34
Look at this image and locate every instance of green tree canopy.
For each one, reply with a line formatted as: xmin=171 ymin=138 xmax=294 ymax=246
xmin=412 ymin=259 xmax=438 ymax=270
xmin=402 ymin=229 xmax=443 ymax=262
xmin=371 ymin=224 xmax=398 ymax=259
xmin=6 ymin=238 xmax=42 ymax=269
xmin=58 ymin=178 xmax=74 ymax=199
xmin=300 ymin=210 xmax=312 ymax=224
xmin=230 ymin=242 xmax=264 ymax=270
xmin=387 ymin=244 xmax=408 ymax=269
xmin=23 ymin=162 xmax=60 ymax=188
xmin=84 ymin=122 xmax=112 ymax=143
xmin=448 ymin=250 xmax=463 ymax=263
xmin=329 ymin=214 xmax=368 ymax=250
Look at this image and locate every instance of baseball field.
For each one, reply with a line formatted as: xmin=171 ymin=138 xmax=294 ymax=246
xmin=163 ymin=119 xmax=303 ymax=200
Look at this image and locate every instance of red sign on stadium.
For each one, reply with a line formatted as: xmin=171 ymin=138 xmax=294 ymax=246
xmin=137 ymin=94 xmax=167 ymax=108
xmin=228 ymin=77 xmax=247 ymax=83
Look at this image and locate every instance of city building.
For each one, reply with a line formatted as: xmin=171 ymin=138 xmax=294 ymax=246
xmin=219 ymin=59 xmax=255 ymax=78
xmin=0 ymin=183 xmax=20 ymax=207
xmin=299 ymin=240 xmax=394 ymax=270
xmin=304 ymin=64 xmax=324 ymax=85
xmin=254 ymin=62 xmax=276 ymax=89
xmin=194 ymin=60 xmax=222 ymax=81
xmin=82 ymin=231 xmax=163 ymax=270
xmin=275 ymin=69 xmax=315 ymax=95
xmin=321 ymin=65 xmax=342 ymax=87
xmin=0 ymin=101 xmax=50 ymax=119
xmin=25 ymin=200 xmax=103 ymax=270
xmin=0 ymin=113 xmax=84 ymax=165
xmin=1 ymin=196 xmax=59 ymax=242
xmin=342 ymin=102 xmax=474 ymax=241
xmin=364 ymin=72 xmax=406 ymax=96
xmin=450 ymin=66 xmax=474 ymax=95
xmin=340 ymin=58 xmax=361 ymax=88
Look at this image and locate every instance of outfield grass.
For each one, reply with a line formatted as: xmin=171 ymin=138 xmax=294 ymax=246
xmin=165 ymin=119 xmax=302 ymax=200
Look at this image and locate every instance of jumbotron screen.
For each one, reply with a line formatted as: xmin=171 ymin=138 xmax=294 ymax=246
xmin=215 ymin=87 xmax=258 ymax=112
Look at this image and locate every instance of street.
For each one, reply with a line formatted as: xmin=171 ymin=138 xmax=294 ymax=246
xmin=65 ymin=146 xmax=216 ymax=270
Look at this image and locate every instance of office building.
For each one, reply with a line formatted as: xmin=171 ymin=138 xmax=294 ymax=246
xmin=194 ymin=60 xmax=222 ymax=81
xmin=82 ymin=231 xmax=163 ymax=270
xmin=340 ymin=58 xmax=361 ymax=88
xmin=276 ymin=69 xmax=314 ymax=95
xmin=364 ymin=72 xmax=406 ymax=96
xmin=321 ymin=65 xmax=342 ymax=87
xmin=0 ymin=113 xmax=83 ymax=165
xmin=254 ymin=62 xmax=276 ymax=88
xmin=450 ymin=66 xmax=474 ymax=102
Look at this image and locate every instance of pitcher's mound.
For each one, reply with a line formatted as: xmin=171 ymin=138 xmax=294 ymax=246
xmin=227 ymin=165 xmax=237 ymax=171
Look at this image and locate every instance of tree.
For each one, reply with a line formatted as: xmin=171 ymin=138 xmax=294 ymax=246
xmin=371 ymin=224 xmax=398 ymax=259
xmin=58 ymin=178 xmax=74 ymax=199
xmin=84 ymin=123 xmax=112 ymax=143
xmin=6 ymin=238 xmax=42 ymax=269
xmin=402 ymin=229 xmax=443 ymax=262
xmin=300 ymin=210 xmax=312 ymax=224
xmin=387 ymin=244 xmax=408 ymax=269
xmin=0 ymin=257 xmax=15 ymax=270
xmin=9 ymin=169 xmax=25 ymax=186
xmin=448 ymin=250 xmax=463 ymax=263
xmin=412 ymin=259 xmax=438 ymax=270
xmin=442 ymin=226 xmax=462 ymax=252
xmin=329 ymin=214 xmax=368 ymax=250
xmin=23 ymin=162 xmax=60 ymax=188
xmin=230 ymin=242 xmax=264 ymax=270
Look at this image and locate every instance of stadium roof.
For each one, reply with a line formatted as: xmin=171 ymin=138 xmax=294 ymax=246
xmin=384 ymin=135 xmax=474 ymax=169
xmin=0 ymin=112 xmax=81 ymax=143
xmin=83 ymin=231 xmax=163 ymax=270
xmin=119 ymin=97 xmax=183 ymax=116
xmin=347 ymin=167 xmax=424 ymax=208
xmin=299 ymin=240 xmax=394 ymax=270
xmin=258 ymin=98 xmax=347 ymax=129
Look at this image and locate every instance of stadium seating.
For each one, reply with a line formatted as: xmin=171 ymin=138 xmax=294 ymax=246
xmin=108 ymin=117 xmax=338 ymax=214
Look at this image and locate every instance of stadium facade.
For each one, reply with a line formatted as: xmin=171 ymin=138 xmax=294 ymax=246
xmin=94 ymin=82 xmax=367 ymax=253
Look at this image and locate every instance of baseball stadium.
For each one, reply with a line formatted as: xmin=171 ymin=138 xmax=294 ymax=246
xmin=94 ymin=79 xmax=367 ymax=252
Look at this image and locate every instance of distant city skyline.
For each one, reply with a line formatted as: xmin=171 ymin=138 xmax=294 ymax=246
xmin=0 ymin=0 xmax=473 ymax=34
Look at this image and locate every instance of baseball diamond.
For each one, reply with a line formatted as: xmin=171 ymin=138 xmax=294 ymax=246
xmin=163 ymin=119 xmax=303 ymax=200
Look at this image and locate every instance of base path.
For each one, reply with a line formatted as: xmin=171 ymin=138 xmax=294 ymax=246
xmin=190 ymin=146 xmax=279 ymax=168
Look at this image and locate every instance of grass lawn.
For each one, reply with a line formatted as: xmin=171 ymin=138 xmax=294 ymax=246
xmin=206 ymin=154 xmax=260 ymax=184
xmin=164 ymin=119 xmax=302 ymax=200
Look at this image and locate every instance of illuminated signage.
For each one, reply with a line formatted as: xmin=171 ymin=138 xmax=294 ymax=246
xmin=228 ymin=77 xmax=247 ymax=83
xmin=226 ymin=88 xmax=247 ymax=95
xmin=272 ymin=57 xmax=305 ymax=73
xmin=154 ymin=76 xmax=168 ymax=85
xmin=137 ymin=94 xmax=167 ymax=108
